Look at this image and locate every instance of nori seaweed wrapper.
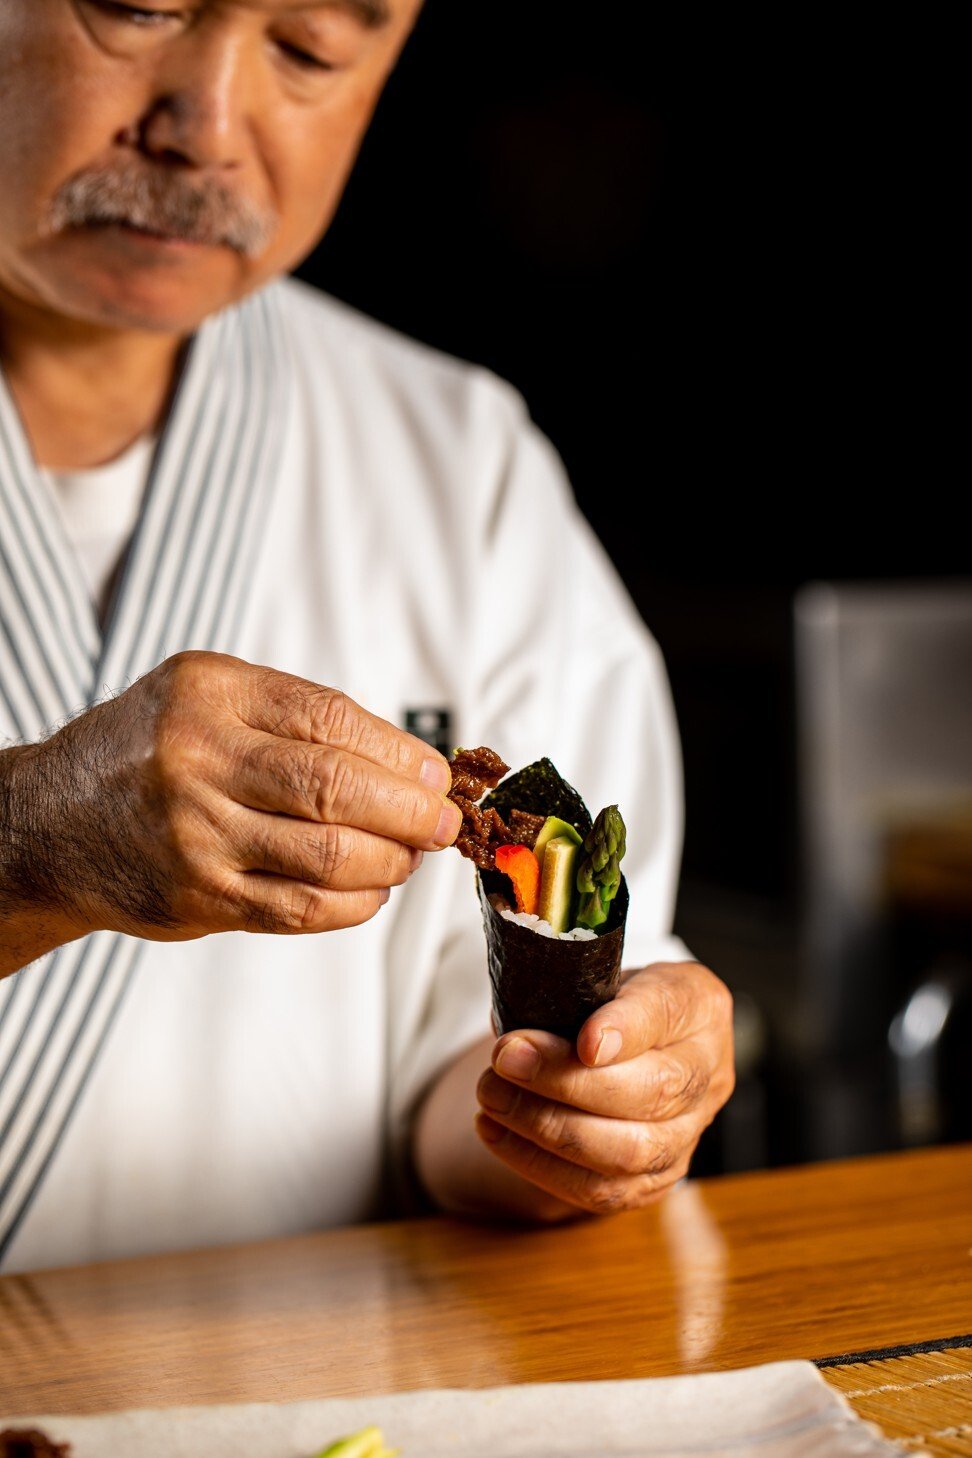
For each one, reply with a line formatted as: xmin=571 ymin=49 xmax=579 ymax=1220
xmin=478 ymin=870 xmax=629 ymax=1040
xmin=481 ymin=757 xmax=593 ymax=840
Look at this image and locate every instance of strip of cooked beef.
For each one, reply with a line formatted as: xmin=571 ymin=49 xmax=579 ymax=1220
xmin=0 ymin=1430 xmax=72 ymax=1457
xmin=454 ymin=801 xmax=512 ymax=869
xmin=447 ymin=748 xmax=552 ymax=869
xmin=448 ymin=745 xmax=512 ymax=870
xmin=448 ymin=745 xmax=509 ymax=802
xmin=507 ymin=808 xmax=546 ymax=848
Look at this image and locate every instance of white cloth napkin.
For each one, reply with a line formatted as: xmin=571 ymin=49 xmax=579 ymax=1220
xmin=4 ymin=1361 xmax=924 ymax=1457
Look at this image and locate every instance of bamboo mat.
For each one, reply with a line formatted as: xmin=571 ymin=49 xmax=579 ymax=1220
xmin=820 ymin=1341 xmax=972 ymax=1456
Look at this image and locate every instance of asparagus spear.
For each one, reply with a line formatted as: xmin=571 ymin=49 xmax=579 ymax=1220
xmin=574 ymin=805 xmax=626 ymax=930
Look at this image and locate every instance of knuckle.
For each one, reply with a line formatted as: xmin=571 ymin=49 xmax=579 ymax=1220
xmin=297 ymin=880 xmax=330 ymax=927
xmin=246 ymin=883 xmax=327 ymax=934
xmin=311 ymin=752 xmax=360 ymax=821
xmin=532 ymin=1102 xmax=578 ymax=1158
xmin=309 ymin=687 xmax=356 ymax=747
xmin=242 ymin=901 xmax=287 ymax=934
xmin=630 ymin=1177 xmax=676 ymax=1210
xmin=258 ymin=672 xmax=313 ymax=736
xmin=308 ymin=823 xmax=351 ymax=885
xmin=292 ymin=882 xmax=328 ymax=931
xmin=649 ymin=1057 xmax=707 ymax=1116
xmin=636 ymin=1129 xmax=677 ymax=1177
xmin=385 ymin=842 xmax=414 ymax=887
xmin=518 ymin=1137 xmax=556 ymax=1184
xmin=159 ymin=649 xmax=199 ymax=684
xmin=255 ymin=740 xmax=314 ymax=813
xmin=158 ymin=649 xmax=218 ymax=706
xmin=605 ymin=1126 xmax=676 ymax=1180
xmin=176 ymin=879 xmax=230 ymax=933
xmin=679 ymin=1063 xmax=709 ymax=1107
xmin=611 ymin=1130 xmax=648 ymax=1179
xmin=141 ymin=727 xmax=189 ymax=789
xmin=584 ymin=1178 xmax=631 ymax=1215
xmin=252 ymin=826 xmax=276 ymax=874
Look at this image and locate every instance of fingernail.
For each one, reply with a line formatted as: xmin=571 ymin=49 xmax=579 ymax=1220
xmin=378 ymin=886 xmax=390 ymax=907
xmin=409 ymin=847 xmax=425 ymax=873
xmin=475 ymin=1112 xmax=505 ymax=1145
xmin=478 ymin=1071 xmax=516 ymax=1114
xmin=496 ymin=1037 xmax=540 ymax=1082
xmin=434 ymin=800 xmax=461 ymax=847
xmin=420 ymin=757 xmax=451 ymax=792
xmin=594 ymin=1027 xmax=623 ymax=1066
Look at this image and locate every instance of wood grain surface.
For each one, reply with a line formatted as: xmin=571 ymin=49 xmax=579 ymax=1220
xmin=0 ymin=1142 xmax=969 ymax=1428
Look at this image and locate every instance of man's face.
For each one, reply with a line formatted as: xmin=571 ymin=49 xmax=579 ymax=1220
xmin=0 ymin=0 xmax=421 ymax=335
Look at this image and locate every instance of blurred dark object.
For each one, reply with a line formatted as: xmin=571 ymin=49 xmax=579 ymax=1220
xmin=790 ymin=581 xmax=972 ymax=1159
xmin=290 ymin=4 xmax=963 ymax=1174
xmin=794 ymin=583 xmax=972 ymax=1052
xmin=885 ymin=812 xmax=972 ymax=1147
xmin=695 ymin=584 xmax=972 ymax=1176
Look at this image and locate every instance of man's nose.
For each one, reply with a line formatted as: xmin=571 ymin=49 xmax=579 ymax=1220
xmin=135 ymin=31 xmax=257 ymax=170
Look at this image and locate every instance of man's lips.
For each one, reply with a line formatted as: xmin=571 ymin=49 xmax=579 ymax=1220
xmin=80 ymin=220 xmax=217 ymax=251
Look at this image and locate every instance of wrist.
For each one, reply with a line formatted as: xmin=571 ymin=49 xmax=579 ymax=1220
xmin=0 ymin=741 xmax=90 ymax=971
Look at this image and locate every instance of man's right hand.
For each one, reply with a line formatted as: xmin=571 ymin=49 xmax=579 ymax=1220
xmin=0 ymin=651 xmax=460 ymax=970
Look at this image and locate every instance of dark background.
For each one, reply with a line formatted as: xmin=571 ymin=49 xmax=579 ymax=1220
xmin=294 ymin=5 xmax=966 ymax=1174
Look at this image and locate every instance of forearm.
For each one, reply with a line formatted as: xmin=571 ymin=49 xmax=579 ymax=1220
xmin=411 ymin=1033 xmax=583 ymax=1224
xmin=0 ymin=744 xmax=87 ymax=977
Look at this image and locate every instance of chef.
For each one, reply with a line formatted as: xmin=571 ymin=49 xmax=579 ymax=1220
xmin=0 ymin=0 xmax=735 ymax=1273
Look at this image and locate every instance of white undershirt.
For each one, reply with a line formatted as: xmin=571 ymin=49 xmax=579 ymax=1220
xmin=45 ymin=435 xmax=156 ymax=620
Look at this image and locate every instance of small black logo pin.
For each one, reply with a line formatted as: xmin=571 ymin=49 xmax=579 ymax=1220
xmin=404 ymin=707 xmax=453 ymax=756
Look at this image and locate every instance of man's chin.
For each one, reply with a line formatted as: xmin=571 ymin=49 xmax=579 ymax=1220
xmin=32 ymin=229 xmax=263 ymax=334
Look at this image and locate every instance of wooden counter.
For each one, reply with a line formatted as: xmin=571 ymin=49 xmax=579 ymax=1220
xmin=1 ymin=1142 xmax=970 ymax=1451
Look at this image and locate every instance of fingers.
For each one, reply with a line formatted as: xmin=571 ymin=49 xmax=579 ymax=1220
xmin=231 ymin=807 xmax=422 ymax=891
xmin=576 ymin=962 xmax=735 ymax=1068
xmin=56 ymin=652 xmax=454 ymax=945
xmin=225 ymin=729 xmax=461 ymax=850
xmin=475 ymin=965 xmax=737 ymax=1216
xmin=234 ymin=874 xmax=390 ymax=936
xmin=167 ymin=655 xmax=459 ymax=846
xmin=228 ymin=662 xmax=450 ymax=788
xmin=491 ymin=1030 xmax=717 ymax=1122
xmin=477 ymin=1070 xmax=700 ymax=1181
xmin=474 ymin=1114 xmax=689 ymax=1215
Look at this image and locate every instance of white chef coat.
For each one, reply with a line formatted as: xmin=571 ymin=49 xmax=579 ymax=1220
xmin=46 ymin=434 xmax=156 ymax=622
xmin=0 ymin=277 xmax=689 ymax=1274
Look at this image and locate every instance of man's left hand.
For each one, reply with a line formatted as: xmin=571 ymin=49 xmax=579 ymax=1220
xmin=475 ymin=962 xmax=735 ymax=1215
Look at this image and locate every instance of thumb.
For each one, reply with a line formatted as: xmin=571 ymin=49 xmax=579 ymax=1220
xmin=576 ymin=962 xmax=702 ymax=1067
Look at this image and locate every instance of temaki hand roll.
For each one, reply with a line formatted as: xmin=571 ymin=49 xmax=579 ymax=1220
xmin=448 ymin=748 xmax=629 ymax=1040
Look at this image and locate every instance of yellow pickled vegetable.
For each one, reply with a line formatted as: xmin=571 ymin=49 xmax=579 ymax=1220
xmin=313 ymin=1424 xmax=398 ymax=1458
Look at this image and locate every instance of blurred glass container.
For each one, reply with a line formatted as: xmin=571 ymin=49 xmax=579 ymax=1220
xmin=793 ymin=580 xmax=972 ymax=1155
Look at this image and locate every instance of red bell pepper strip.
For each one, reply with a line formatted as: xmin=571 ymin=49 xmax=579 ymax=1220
xmin=494 ymin=843 xmax=541 ymax=915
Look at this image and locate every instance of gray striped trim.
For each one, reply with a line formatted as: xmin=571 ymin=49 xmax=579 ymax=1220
xmin=0 ymin=283 xmax=289 ymax=1265
xmin=0 ymin=374 xmax=97 ymax=685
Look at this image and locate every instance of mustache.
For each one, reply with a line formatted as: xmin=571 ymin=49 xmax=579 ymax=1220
xmin=46 ymin=165 xmax=278 ymax=257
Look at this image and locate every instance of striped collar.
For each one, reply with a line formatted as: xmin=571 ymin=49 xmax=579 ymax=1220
xmin=0 ymin=282 xmax=291 ymax=1265
xmin=0 ymin=283 xmax=290 ymax=740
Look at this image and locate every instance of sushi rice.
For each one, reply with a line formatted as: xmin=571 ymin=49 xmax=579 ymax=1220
xmin=499 ymin=910 xmax=597 ymax=941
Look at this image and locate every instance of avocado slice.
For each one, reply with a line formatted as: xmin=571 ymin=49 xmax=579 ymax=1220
xmin=537 ymin=835 xmax=580 ymax=933
xmin=532 ymin=815 xmax=582 ymax=863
